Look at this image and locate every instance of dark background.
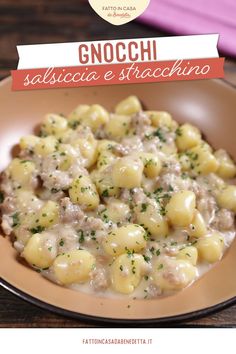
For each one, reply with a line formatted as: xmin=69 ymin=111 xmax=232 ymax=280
xmin=0 ymin=0 xmax=236 ymax=327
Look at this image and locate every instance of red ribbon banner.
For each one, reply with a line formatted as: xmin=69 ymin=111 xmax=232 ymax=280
xmin=11 ymin=58 xmax=224 ymax=91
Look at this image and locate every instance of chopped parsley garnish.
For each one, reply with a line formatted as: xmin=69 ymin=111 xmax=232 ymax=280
xmin=107 ymin=144 xmax=114 ymax=151
xmin=149 ymin=247 xmax=155 ymax=255
xmin=186 ymin=151 xmax=198 ymax=161
xmin=77 ymin=230 xmax=85 ymax=243
xmin=68 ymin=120 xmax=80 ymax=130
xmin=154 ymin=187 xmax=163 ymax=194
xmin=20 ymin=160 xmax=31 ymax=164
xmin=143 ymin=231 xmax=149 ymax=241
xmin=191 ymin=240 xmax=198 ymax=246
xmin=119 ymin=265 xmax=123 ymax=271
xmin=101 ymin=189 xmax=109 ymax=197
xmin=140 ymin=203 xmax=148 ymax=212
xmin=153 ymin=128 xmax=166 ymax=142
xmin=12 ymin=212 xmax=20 ymax=228
xmin=101 ymin=210 xmax=109 ymax=222
xmin=160 ymin=206 xmax=166 ymax=216
xmin=158 ymin=263 xmax=164 ymax=270
xmin=30 ymin=225 xmax=45 ymax=234
xmin=143 ymin=255 xmax=151 ymax=263
xmin=175 ymin=127 xmax=182 ymax=136
xmin=125 ymin=247 xmax=134 ymax=257
xmin=59 ymin=239 xmax=64 ymax=247
xmin=51 ymin=188 xmax=60 ymax=194
xmin=156 ymin=249 xmax=161 ymax=257
xmin=144 ymin=159 xmax=155 ymax=167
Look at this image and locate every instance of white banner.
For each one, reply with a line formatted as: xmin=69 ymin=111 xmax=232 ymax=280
xmin=17 ymin=34 xmax=219 ymax=69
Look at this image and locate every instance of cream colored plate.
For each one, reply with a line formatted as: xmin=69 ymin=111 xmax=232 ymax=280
xmin=0 ymin=77 xmax=236 ymax=323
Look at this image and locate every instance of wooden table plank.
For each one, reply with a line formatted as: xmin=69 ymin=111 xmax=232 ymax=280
xmin=0 ymin=286 xmax=236 ymax=327
xmin=0 ymin=0 xmax=236 ymax=327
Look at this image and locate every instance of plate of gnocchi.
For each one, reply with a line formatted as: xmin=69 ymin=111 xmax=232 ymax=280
xmin=0 ymin=77 xmax=236 ymax=324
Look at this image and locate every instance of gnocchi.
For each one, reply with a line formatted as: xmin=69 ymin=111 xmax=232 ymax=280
xmin=102 ymin=224 xmax=147 ymax=256
xmin=216 ymin=185 xmax=236 ymax=212
xmin=215 ymin=149 xmax=236 ymax=179
xmin=166 ymin=190 xmax=196 ymax=227
xmin=23 ymin=232 xmax=57 ymax=269
xmin=112 ymin=156 xmax=144 ymax=188
xmin=153 ymin=258 xmax=198 ymax=291
xmin=69 ymin=176 xmax=100 ymax=210
xmin=7 ymin=158 xmax=36 ymax=188
xmin=197 ymin=233 xmax=224 ymax=263
xmin=176 ymin=123 xmax=201 ymax=151
xmin=135 ymin=203 xmax=169 ymax=238
xmin=110 ymin=253 xmax=145 ymax=294
xmin=53 ymin=250 xmax=95 ymax=285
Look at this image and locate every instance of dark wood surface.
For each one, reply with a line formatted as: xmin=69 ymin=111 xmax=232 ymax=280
xmin=0 ymin=0 xmax=236 ymax=328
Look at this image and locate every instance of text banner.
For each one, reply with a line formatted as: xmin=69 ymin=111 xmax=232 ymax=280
xmin=12 ymin=35 xmax=224 ymax=90
xmin=11 ymin=58 xmax=224 ymax=91
xmin=17 ymin=35 xmax=219 ymax=68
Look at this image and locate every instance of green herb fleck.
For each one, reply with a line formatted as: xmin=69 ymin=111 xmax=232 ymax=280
xmin=181 ymin=172 xmax=188 ymax=179
xmin=143 ymin=255 xmax=151 ymax=263
xmin=149 ymin=247 xmax=155 ymax=255
xmin=51 ymin=188 xmax=60 ymax=194
xmin=59 ymin=239 xmax=64 ymax=247
xmin=175 ymin=127 xmax=182 ymax=136
xmin=30 ymin=225 xmax=45 ymax=234
xmin=141 ymin=203 xmax=148 ymax=212
xmin=20 ymin=160 xmax=31 ymax=164
xmin=101 ymin=189 xmax=109 ymax=197
xmin=153 ymin=128 xmax=166 ymax=142
xmin=160 ymin=206 xmax=166 ymax=216
xmin=77 ymin=230 xmax=85 ymax=243
xmin=68 ymin=120 xmax=80 ymax=130
xmin=156 ymin=249 xmax=161 ymax=256
xmin=125 ymin=247 xmax=134 ymax=257
xmin=12 ymin=213 xmax=20 ymax=228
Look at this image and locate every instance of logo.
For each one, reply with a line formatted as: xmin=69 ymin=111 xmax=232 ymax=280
xmin=88 ymin=0 xmax=150 ymax=25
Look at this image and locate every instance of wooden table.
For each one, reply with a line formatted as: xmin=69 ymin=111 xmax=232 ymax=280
xmin=0 ymin=0 xmax=236 ymax=328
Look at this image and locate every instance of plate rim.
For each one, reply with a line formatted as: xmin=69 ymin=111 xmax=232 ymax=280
xmin=1 ymin=277 xmax=236 ymax=325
